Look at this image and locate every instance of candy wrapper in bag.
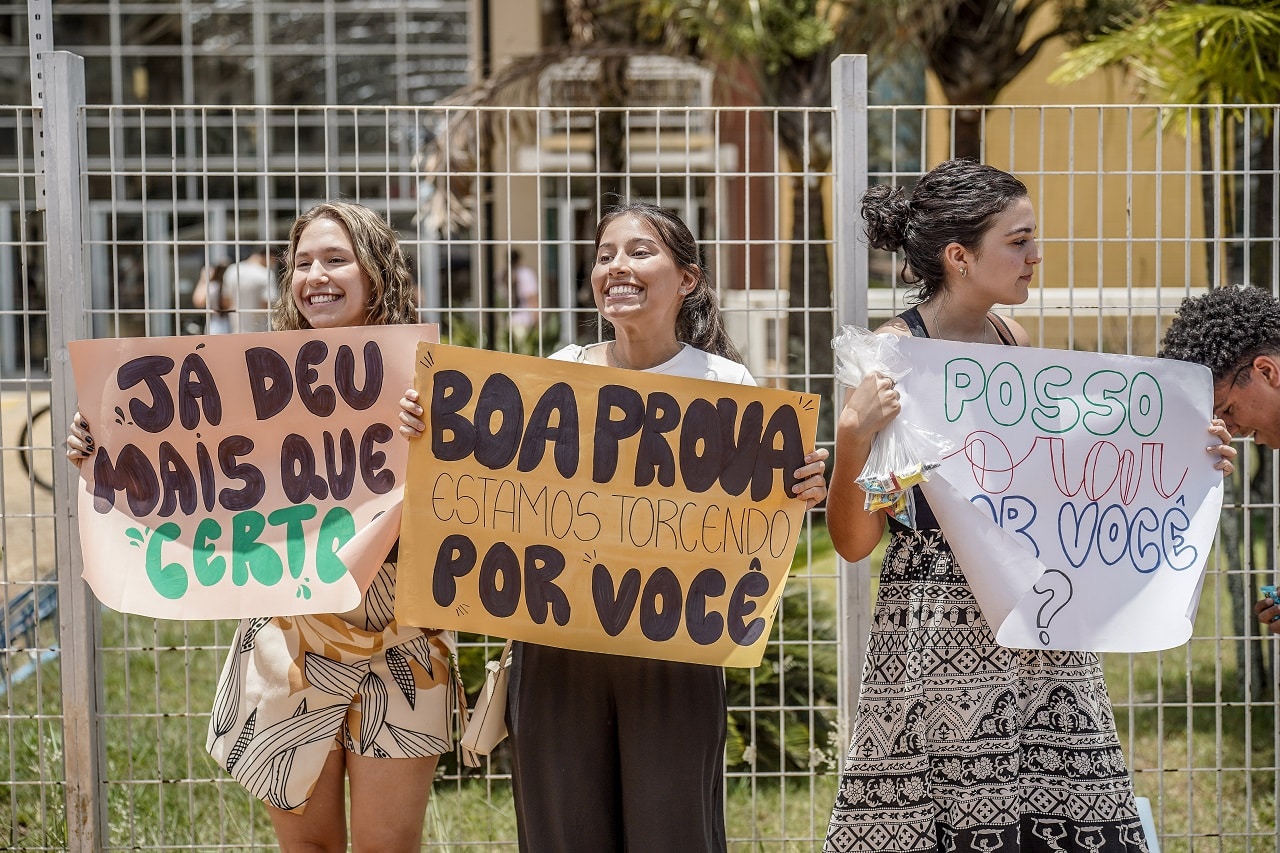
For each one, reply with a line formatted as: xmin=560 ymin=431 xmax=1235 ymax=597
xmin=832 ymin=326 xmax=954 ymax=527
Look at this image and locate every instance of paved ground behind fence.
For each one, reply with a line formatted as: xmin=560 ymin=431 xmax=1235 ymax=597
xmin=1 ymin=390 xmax=56 ymax=594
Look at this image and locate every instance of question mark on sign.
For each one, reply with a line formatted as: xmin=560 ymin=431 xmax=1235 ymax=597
xmin=1031 ymin=569 xmax=1073 ymax=646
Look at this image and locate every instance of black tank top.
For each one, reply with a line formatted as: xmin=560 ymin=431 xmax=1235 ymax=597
xmin=888 ymin=307 xmax=1018 ymax=531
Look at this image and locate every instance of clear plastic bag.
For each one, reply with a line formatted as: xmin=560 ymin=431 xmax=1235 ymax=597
xmin=832 ymin=325 xmax=953 ymax=527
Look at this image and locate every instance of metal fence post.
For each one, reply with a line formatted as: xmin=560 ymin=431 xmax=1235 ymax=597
xmin=830 ymin=53 xmax=871 ymax=742
xmin=40 ymin=49 xmax=107 ymax=850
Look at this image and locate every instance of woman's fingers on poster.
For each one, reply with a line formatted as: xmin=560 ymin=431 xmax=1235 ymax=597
xmin=793 ymin=448 xmax=829 ymax=508
xmin=398 ymin=388 xmax=426 ymax=439
xmin=65 ymin=410 xmax=94 ymax=463
xmin=1207 ymin=419 xmax=1235 ymax=476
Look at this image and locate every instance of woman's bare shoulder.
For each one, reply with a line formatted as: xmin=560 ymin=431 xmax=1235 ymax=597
xmin=874 ymin=317 xmax=912 ymax=338
xmin=992 ymin=312 xmax=1032 ymax=347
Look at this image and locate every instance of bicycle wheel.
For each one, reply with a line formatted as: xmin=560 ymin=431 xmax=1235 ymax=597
xmin=18 ymin=402 xmax=55 ymax=492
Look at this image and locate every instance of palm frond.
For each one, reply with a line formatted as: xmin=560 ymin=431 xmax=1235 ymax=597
xmin=1053 ymin=1 xmax=1280 ymax=130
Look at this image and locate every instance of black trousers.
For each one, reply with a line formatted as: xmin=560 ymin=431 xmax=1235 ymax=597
xmin=507 ymin=642 xmax=728 ymax=853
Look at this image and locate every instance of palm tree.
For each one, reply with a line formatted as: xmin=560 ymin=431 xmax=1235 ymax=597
xmin=1054 ymin=0 xmax=1280 ymax=691
xmin=894 ymin=0 xmax=1142 ymax=159
xmin=649 ymin=1 xmax=889 ymax=387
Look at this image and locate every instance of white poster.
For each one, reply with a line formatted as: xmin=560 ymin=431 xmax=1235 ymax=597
xmin=895 ymin=337 xmax=1223 ymax=652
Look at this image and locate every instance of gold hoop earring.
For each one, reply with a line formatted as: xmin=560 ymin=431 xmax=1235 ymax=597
xmin=959 ymin=267 xmax=967 ymax=277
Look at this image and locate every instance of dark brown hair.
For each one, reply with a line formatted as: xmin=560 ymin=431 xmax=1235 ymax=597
xmin=594 ymin=201 xmax=742 ymax=363
xmin=862 ymin=158 xmax=1029 ymax=304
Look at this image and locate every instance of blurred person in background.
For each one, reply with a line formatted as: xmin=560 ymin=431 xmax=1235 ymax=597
xmin=193 ymin=246 xmax=273 ymax=333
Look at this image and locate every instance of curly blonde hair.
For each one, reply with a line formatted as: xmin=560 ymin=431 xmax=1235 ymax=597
xmin=272 ymin=201 xmax=418 ymax=330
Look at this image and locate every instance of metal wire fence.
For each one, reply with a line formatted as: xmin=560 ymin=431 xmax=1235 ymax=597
xmin=1 ymin=52 xmax=1278 ymax=850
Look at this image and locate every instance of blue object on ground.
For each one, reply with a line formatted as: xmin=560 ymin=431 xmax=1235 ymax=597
xmin=1135 ymin=797 xmax=1161 ymax=853
xmin=1 ymin=580 xmax=59 ymax=648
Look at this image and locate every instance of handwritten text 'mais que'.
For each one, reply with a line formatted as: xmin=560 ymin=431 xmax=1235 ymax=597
xmin=428 ymin=370 xmax=805 ymax=497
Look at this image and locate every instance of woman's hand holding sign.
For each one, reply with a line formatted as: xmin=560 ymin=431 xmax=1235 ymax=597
xmin=66 ymin=411 xmax=93 ymax=462
xmin=398 ymin=387 xmax=426 ymax=438
xmin=792 ymin=449 xmax=829 ymax=509
xmin=1207 ymin=418 xmax=1235 ymax=477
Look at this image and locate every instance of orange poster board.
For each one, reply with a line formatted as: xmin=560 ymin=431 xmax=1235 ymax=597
xmin=396 ymin=343 xmax=820 ymax=667
xmin=69 ymin=324 xmax=437 ymax=618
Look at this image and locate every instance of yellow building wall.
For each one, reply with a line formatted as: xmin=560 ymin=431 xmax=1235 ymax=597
xmin=925 ymin=14 xmax=1208 ymax=354
xmin=479 ymin=0 xmax=544 ymax=255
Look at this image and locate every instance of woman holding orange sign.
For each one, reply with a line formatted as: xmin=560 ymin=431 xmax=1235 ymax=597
xmin=400 ymin=201 xmax=828 ymax=852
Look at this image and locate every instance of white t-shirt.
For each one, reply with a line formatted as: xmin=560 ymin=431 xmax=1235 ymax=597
xmin=549 ymin=342 xmax=755 ymax=386
xmin=222 ymin=259 xmax=273 ymax=333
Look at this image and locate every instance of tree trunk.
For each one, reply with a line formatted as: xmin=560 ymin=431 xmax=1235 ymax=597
xmin=1247 ymin=121 xmax=1276 ymax=690
xmin=1200 ymin=108 xmax=1257 ymax=696
xmin=595 ymin=56 xmax=628 ymax=185
xmin=953 ymin=109 xmax=983 ymax=161
xmin=785 ymin=170 xmax=835 ymax=442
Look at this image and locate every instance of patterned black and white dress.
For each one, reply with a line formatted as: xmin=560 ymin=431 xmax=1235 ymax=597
xmin=206 ymin=560 xmax=460 ymax=814
xmin=824 ymin=309 xmax=1149 ymax=853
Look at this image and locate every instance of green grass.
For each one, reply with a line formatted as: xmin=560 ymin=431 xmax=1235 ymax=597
xmin=2 ymin=522 xmax=1277 ymax=849
xmin=1101 ymin=560 xmax=1279 ymax=852
xmin=418 ymin=775 xmax=841 ymax=852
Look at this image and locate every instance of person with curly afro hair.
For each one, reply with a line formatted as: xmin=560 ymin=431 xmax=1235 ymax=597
xmin=1161 ymin=283 xmax=1280 ymax=634
xmin=1160 ymin=284 xmax=1280 ymax=448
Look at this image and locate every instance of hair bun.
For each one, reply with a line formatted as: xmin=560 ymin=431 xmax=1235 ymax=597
xmin=860 ymin=184 xmax=911 ymax=252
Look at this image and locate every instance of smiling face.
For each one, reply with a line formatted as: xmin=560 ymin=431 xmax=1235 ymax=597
xmin=957 ymin=195 xmax=1041 ymax=305
xmin=1213 ymin=355 xmax=1280 ymax=447
xmin=289 ymin=217 xmax=372 ymax=329
xmin=591 ymin=213 xmax=697 ymax=339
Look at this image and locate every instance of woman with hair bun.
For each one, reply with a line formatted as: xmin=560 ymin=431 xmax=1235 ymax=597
xmin=823 ymin=159 xmax=1234 ymax=852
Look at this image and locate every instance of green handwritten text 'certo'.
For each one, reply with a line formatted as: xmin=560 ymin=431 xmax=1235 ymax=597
xmin=143 ymin=504 xmax=356 ymax=600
